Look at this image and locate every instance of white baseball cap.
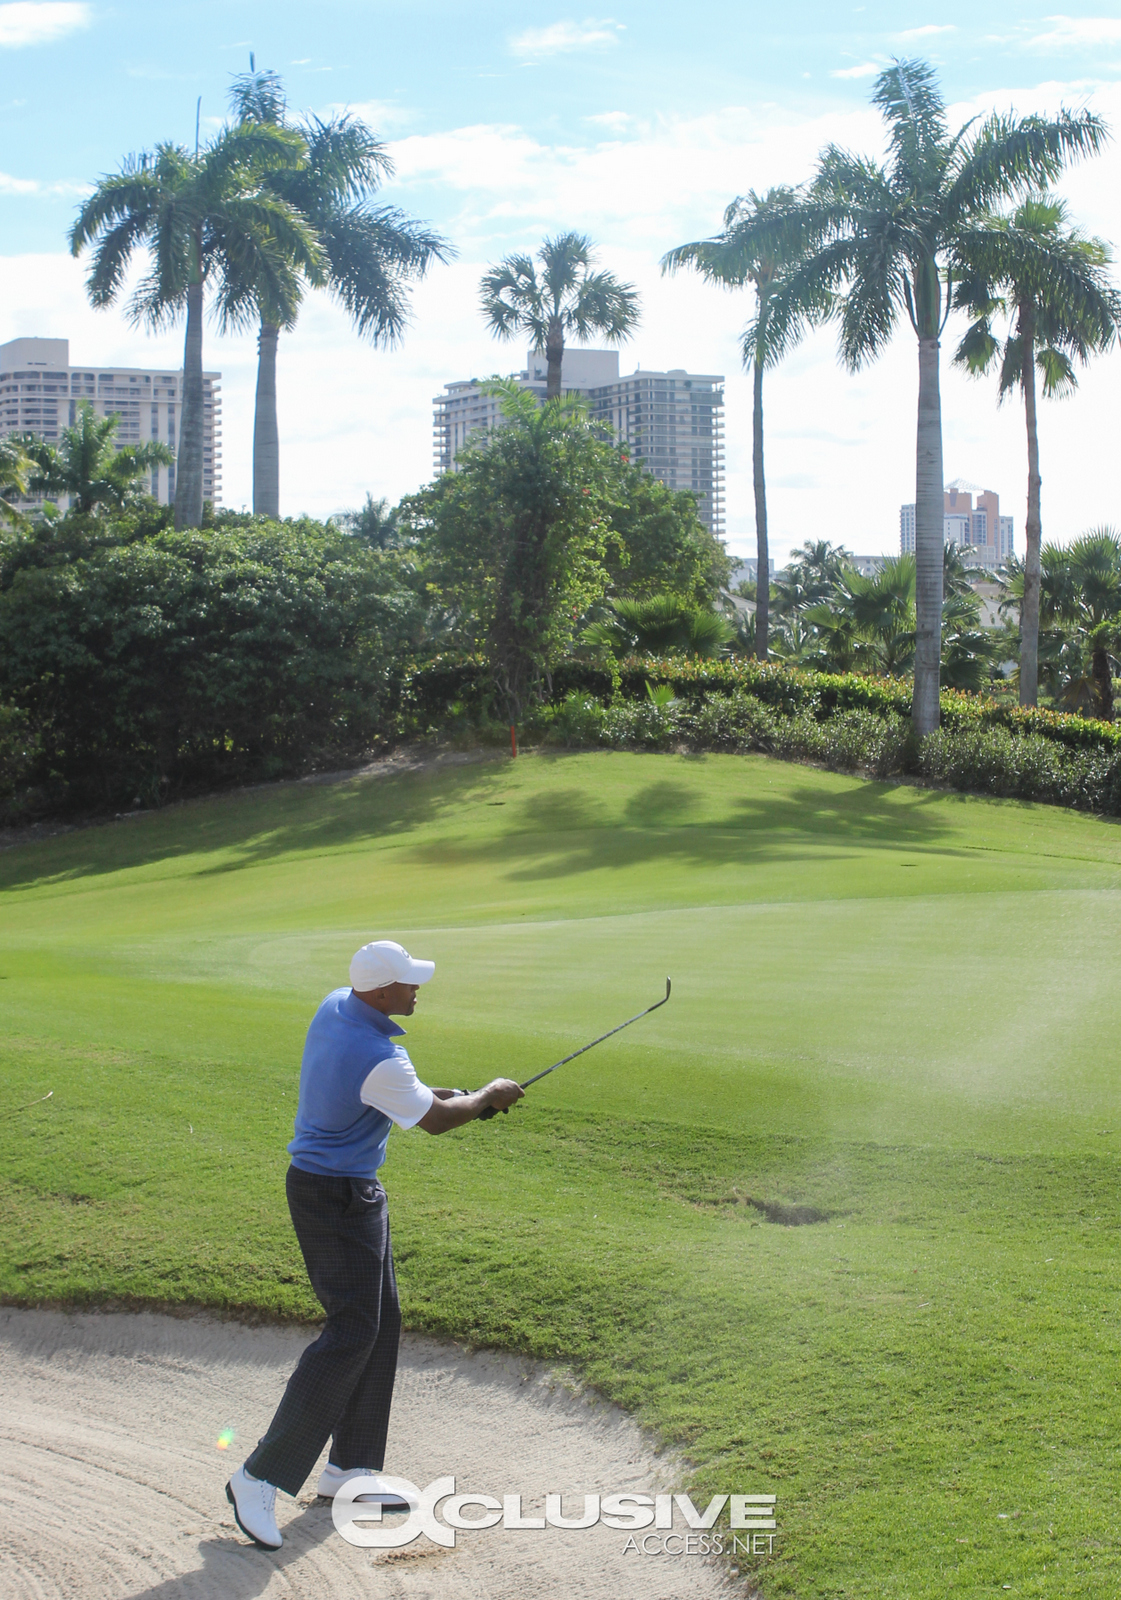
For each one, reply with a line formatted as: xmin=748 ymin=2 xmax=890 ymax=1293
xmin=349 ymin=940 xmax=435 ymax=991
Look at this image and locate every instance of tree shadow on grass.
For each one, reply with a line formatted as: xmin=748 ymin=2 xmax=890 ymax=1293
xmin=0 ymin=751 xmax=962 ymax=896
xmin=0 ymin=757 xmax=512 ymax=892
xmin=405 ymin=770 xmax=960 ymax=883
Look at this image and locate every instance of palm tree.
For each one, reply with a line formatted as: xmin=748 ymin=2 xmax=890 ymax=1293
xmin=770 ymin=59 xmax=1107 ymax=734
xmin=69 ymin=120 xmax=321 ymax=529
xmin=804 ymin=556 xmax=917 ymax=676
xmin=661 ymin=188 xmax=829 ymax=660
xmin=0 ymin=437 xmax=31 ymax=524
xmin=583 ymin=594 xmax=734 ymax=659
xmin=331 ymin=493 xmax=402 ymax=549
xmin=228 ymin=66 xmax=452 ymax=517
xmin=480 ymin=233 xmax=639 ymax=399
xmin=952 ymin=194 xmax=1118 ymax=707
xmin=1043 ymin=529 xmax=1121 ymax=718
xmin=24 ymin=403 xmax=173 ymax=514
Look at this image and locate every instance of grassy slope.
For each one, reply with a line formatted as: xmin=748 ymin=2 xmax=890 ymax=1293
xmin=3 ymin=750 xmax=1121 ymax=1597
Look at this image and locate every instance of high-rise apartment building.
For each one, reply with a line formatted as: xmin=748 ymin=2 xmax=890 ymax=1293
xmin=900 ymin=503 xmax=916 ymax=553
xmin=433 ymin=349 xmax=725 ymax=537
xmin=0 ymin=336 xmax=222 ymax=509
xmin=900 ymin=478 xmax=1014 ymax=562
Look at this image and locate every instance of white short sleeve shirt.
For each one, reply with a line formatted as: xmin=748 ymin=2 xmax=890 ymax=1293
xmin=359 ymin=1046 xmax=434 ymax=1129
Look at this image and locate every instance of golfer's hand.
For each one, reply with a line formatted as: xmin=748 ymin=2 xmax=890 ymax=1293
xmin=483 ymin=1078 xmax=524 ymax=1112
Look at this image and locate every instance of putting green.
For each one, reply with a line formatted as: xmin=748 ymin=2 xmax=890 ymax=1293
xmin=3 ymin=750 xmax=1121 ymax=1597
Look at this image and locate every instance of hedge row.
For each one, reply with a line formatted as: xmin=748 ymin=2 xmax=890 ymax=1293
xmin=544 ymin=689 xmax=1121 ymax=817
xmin=406 ymin=653 xmax=1121 ymax=753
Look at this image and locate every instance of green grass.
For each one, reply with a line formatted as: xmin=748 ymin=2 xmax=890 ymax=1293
xmin=3 ymin=749 xmax=1121 ymax=1596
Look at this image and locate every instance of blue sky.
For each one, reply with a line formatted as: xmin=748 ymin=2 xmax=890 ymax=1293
xmin=2 ymin=2 xmax=1121 ymax=554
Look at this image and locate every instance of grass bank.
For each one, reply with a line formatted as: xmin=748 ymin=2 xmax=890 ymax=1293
xmin=3 ymin=750 xmax=1121 ymax=1596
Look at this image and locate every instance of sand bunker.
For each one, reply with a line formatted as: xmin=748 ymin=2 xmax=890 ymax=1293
xmin=0 ymin=1308 xmax=741 ymax=1600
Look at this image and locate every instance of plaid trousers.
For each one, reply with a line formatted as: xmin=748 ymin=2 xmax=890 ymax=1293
xmin=244 ymin=1164 xmax=401 ymax=1496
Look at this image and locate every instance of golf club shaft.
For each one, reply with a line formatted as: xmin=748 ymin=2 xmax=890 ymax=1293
xmin=478 ymin=978 xmax=671 ymax=1119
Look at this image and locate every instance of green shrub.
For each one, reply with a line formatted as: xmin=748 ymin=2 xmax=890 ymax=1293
xmin=0 ymin=517 xmax=421 ymax=815
xmin=681 ymin=690 xmax=780 ymax=752
xmin=919 ymin=725 xmax=1121 ymax=812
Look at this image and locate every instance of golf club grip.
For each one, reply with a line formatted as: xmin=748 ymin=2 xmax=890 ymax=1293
xmin=477 ymin=1104 xmax=508 ymax=1121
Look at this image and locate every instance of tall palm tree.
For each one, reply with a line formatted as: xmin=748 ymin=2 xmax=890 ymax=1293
xmin=952 ymin=194 xmax=1118 ymax=707
xmin=228 ymin=66 xmax=452 ymax=517
xmin=480 ymin=233 xmax=639 ymax=399
xmin=770 ymin=59 xmax=1107 ymax=734
xmin=69 ymin=120 xmax=321 ymax=529
xmin=24 ymin=403 xmax=173 ymax=514
xmin=661 ymin=188 xmax=829 ymax=660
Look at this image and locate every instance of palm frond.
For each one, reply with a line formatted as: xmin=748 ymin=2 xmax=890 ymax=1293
xmin=947 ymin=108 xmax=1109 ymax=218
xmin=565 ymin=270 xmax=640 ymax=342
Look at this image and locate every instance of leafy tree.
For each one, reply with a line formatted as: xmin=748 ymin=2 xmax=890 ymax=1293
xmin=24 ymin=403 xmax=172 ymax=514
xmin=480 ymin=233 xmax=639 ymax=399
xmin=952 ymin=194 xmax=1118 ymax=706
xmin=401 ymin=381 xmax=622 ymax=715
xmin=0 ymin=515 xmax=420 ymax=810
xmin=69 ymin=120 xmax=321 ymax=529
xmin=771 ymin=59 xmax=1107 ymax=733
xmin=228 ymin=65 xmax=452 ymax=516
xmin=662 ymin=188 xmax=829 ymax=659
xmin=602 ymin=465 xmax=731 ymax=603
xmin=582 ymin=594 xmax=734 ymax=659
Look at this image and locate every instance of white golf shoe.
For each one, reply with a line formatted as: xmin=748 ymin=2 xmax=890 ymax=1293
xmin=226 ymin=1464 xmax=283 ymax=1549
xmin=316 ymin=1463 xmax=411 ymax=1510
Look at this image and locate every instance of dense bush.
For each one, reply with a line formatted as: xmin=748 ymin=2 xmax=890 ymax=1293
xmin=0 ymin=516 xmax=420 ymax=819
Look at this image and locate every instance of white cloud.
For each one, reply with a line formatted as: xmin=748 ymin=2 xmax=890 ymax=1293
xmin=0 ymin=2 xmax=88 ymax=47
xmin=585 ymin=110 xmax=632 ymax=129
xmin=897 ymin=24 xmax=956 ymax=40
xmin=340 ymin=98 xmax=417 ymax=133
xmin=0 ymin=169 xmax=83 ymax=195
xmin=830 ymin=61 xmax=881 ymax=79
xmin=1026 ymin=14 xmax=1121 ymax=50
xmin=510 ymin=18 xmax=623 ymax=59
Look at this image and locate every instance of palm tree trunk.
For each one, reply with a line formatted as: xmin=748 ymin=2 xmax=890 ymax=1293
xmin=1019 ymin=314 xmax=1042 ymax=708
xmin=1090 ymin=635 xmax=1114 ymax=720
xmin=174 ymin=274 xmax=205 ymax=531
xmin=545 ymin=318 xmax=564 ymax=400
xmin=253 ymin=319 xmax=280 ymax=519
xmin=912 ymin=334 xmax=944 ymax=736
xmin=752 ymin=349 xmax=769 ymax=660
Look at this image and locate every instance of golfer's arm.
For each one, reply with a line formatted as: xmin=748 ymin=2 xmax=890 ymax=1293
xmin=417 ymin=1081 xmax=522 ymax=1133
xmin=417 ymin=1089 xmax=492 ymax=1133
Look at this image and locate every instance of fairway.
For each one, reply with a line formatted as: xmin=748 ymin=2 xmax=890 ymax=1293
xmin=4 ymin=749 xmax=1121 ymax=1597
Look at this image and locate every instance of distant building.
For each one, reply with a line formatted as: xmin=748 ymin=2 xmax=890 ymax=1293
xmin=900 ymin=503 xmax=916 ymax=554
xmin=730 ymin=559 xmax=775 ymax=585
xmin=0 ymin=336 xmax=221 ymax=510
xmin=432 ymin=349 xmax=725 ymax=537
xmin=900 ymin=479 xmax=1014 ymax=563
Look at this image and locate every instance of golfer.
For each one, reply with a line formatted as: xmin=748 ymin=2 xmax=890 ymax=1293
xmin=226 ymin=939 xmax=523 ymax=1549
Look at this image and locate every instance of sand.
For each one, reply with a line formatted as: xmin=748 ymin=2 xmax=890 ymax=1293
xmin=0 ymin=1308 xmax=745 ymax=1600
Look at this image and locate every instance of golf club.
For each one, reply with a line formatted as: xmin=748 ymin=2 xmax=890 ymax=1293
xmin=478 ymin=977 xmax=672 ymax=1120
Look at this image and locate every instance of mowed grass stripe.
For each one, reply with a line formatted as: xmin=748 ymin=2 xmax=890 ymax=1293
xmin=3 ymin=751 xmax=1121 ymax=1595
